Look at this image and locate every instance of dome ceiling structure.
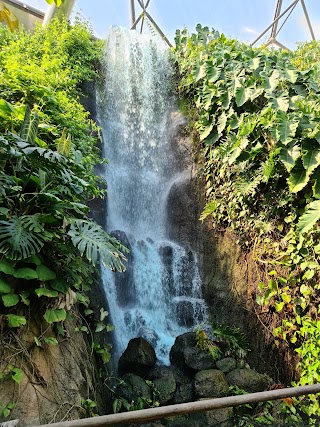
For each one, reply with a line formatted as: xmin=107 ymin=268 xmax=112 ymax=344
xmin=15 ymin=0 xmax=320 ymax=49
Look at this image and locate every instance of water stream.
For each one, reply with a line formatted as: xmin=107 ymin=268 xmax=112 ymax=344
xmin=98 ymin=27 xmax=206 ymax=364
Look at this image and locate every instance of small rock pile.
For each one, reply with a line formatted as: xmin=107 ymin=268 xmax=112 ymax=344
xmin=115 ymin=332 xmax=273 ymax=427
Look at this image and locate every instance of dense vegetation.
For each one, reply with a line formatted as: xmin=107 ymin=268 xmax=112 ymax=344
xmin=174 ymin=25 xmax=320 ymax=425
xmin=0 ymin=19 xmax=127 ymax=417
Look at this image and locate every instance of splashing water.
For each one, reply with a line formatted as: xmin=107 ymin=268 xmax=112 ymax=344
xmin=98 ymin=27 xmax=206 ymax=364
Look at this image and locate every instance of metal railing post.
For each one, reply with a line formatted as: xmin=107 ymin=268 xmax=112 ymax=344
xmin=42 ymin=0 xmax=75 ymax=26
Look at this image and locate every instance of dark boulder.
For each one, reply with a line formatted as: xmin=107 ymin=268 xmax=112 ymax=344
xmin=170 ymin=332 xmax=216 ymax=372
xmin=194 ymin=369 xmax=229 ymax=398
xmin=153 ymin=376 xmax=176 ymax=405
xmin=226 ymin=368 xmax=272 ymax=393
xmin=146 ymin=365 xmax=177 ymax=405
xmin=173 ymin=382 xmax=194 ymax=404
xmin=118 ymin=338 xmax=157 ymax=377
xmin=216 ymin=357 xmax=237 ymax=374
xmin=116 ymin=373 xmax=151 ymax=403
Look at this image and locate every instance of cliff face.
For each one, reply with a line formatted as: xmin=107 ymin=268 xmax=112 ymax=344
xmin=165 ymin=112 xmax=294 ymax=384
xmin=201 ymin=228 xmax=298 ymax=384
xmin=0 ymin=316 xmax=104 ymax=426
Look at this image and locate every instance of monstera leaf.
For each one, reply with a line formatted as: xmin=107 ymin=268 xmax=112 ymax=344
xmin=0 ymin=215 xmax=50 ymax=259
xmin=68 ymin=220 xmax=127 ymax=271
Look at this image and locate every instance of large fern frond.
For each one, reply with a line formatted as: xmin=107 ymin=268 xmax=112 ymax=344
xmin=235 ymin=173 xmax=262 ymax=197
xmin=68 ymin=220 xmax=128 ymax=271
xmin=211 ymin=322 xmax=249 ymax=359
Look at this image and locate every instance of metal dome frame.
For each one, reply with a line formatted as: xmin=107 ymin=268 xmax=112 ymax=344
xmin=251 ymin=0 xmax=315 ymax=50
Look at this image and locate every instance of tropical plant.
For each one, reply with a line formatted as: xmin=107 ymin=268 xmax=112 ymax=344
xmin=0 ymin=105 xmax=127 ymax=329
xmin=174 ymin=25 xmax=320 ymax=421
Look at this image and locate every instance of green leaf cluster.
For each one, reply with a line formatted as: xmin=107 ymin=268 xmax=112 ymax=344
xmin=174 ymin=25 xmax=320 ymax=421
xmin=0 ymin=20 xmax=128 ymax=334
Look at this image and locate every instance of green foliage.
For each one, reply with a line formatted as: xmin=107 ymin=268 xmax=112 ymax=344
xmin=0 ymin=401 xmax=15 ymax=418
xmin=195 ymin=326 xmax=222 ymax=360
xmin=195 ymin=322 xmax=249 ymax=360
xmin=112 ymin=380 xmax=160 ymax=414
xmin=291 ymin=41 xmax=320 ymax=86
xmin=0 ymin=18 xmax=128 ymax=347
xmin=229 ymin=386 xmax=275 ymax=426
xmin=212 ymin=323 xmax=249 ymax=359
xmin=174 ymin=26 xmax=320 ymax=420
xmin=81 ymin=398 xmax=98 ymax=418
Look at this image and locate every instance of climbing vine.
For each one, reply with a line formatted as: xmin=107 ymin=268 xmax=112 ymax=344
xmin=174 ymin=25 xmax=320 ymax=424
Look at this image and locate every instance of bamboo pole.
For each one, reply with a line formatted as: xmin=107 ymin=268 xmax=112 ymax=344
xmin=130 ymin=12 xmax=143 ymax=30
xmin=37 ymin=384 xmax=320 ymax=427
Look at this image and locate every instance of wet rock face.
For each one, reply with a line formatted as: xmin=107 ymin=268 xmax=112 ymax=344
xmin=175 ymin=300 xmax=205 ymax=328
xmin=167 ymin=179 xmax=199 ymax=250
xmin=158 ymin=245 xmax=174 ymax=295
xmin=110 ymin=230 xmax=135 ymax=307
xmin=118 ymin=337 xmax=157 ymax=377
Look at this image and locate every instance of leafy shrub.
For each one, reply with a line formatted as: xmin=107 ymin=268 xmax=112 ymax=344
xmin=174 ymin=25 xmax=320 ymax=422
xmin=0 ymin=20 xmax=127 ymax=329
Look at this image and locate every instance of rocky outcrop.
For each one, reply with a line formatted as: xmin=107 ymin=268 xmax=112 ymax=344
xmin=116 ymin=373 xmax=152 ymax=402
xmin=170 ymin=332 xmax=217 ymax=372
xmin=117 ymin=332 xmax=275 ymax=427
xmin=216 ymin=357 xmax=237 ymax=373
xmin=118 ymin=337 xmax=157 ymax=377
xmin=0 ymin=317 xmax=105 ymax=426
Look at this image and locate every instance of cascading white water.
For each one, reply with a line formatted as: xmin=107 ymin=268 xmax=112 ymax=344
xmin=98 ymin=27 xmax=206 ymax=364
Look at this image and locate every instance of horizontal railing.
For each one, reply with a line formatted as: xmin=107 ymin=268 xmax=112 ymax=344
xmin=36 ymin=383 xmax=320 ymax=427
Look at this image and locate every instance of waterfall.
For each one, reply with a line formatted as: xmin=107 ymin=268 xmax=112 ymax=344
xmin=98 ymin=27 xmax=207 ymax=364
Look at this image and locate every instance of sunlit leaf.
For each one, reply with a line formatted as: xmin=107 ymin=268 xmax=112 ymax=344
xmin=235 ymin=86 xmax=250 ymax=107
xmin=44 ymin=308 xmax=66 ymax=323
xmin=277 ymin=113 xmax=299 ymax=145
xmin=35 ymin=288 xmax=58 ymax=298
xmin=7 ymin=314 xmax=26 ymax=328
xmin=2 ymin=293 xmax=19 ymax=307
xmin=298 ymin=200 xmax=320 ymax=234
xmin=287 ymin=163 xmax=309 ymax=193
xmin=302 ymin=147 xmax=320 ymax=176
